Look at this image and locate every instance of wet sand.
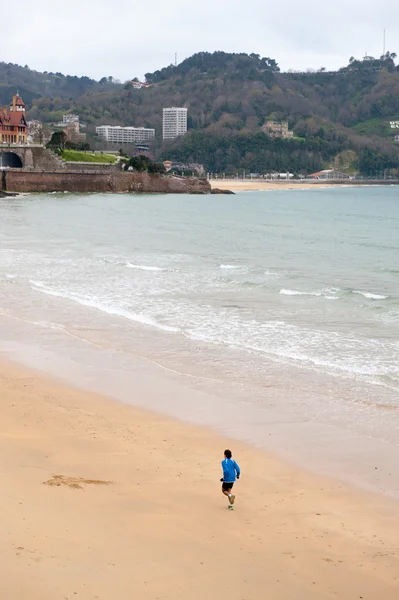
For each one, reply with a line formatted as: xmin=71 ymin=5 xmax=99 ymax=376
xmin=1 ymin=359 xmax=398 ymax=599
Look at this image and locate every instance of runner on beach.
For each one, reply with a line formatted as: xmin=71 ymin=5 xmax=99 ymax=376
xmin=220 ymin=449 xmax=240 ymax=510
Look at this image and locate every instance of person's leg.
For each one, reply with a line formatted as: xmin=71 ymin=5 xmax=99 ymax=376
xmin=222 ymin=484 xmax=235 ymax=505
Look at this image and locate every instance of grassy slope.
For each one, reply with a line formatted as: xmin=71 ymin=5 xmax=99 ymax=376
xmin=61 ymin=150 xmax=117 ymax=163
xmin=352 ymin=116 xmax=399 ymax=139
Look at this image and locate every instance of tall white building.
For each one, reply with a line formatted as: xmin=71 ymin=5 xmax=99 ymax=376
xmin=162 ymin=107 xmax=187 ymax=140
xmin=96 ymin=125 xmax=155 ymax=144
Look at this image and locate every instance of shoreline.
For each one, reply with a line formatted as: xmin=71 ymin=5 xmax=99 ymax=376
xmin=1 ymin=357 xmax=398 ymax=599
xmin=210 ymin=179 xmax=333 ymax=191
xmin=2 ymin=308 xmax=399 ymax=502
xmin=209 ymin=179 xmax=398 ymax=191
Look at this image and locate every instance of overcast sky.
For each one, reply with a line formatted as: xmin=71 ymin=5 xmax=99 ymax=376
xmin=2 ymin=0 xmax=398 ymax=81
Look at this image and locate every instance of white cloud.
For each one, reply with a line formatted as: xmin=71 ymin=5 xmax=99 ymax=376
xmin=1 ymin=0 xmax=398 ymax=80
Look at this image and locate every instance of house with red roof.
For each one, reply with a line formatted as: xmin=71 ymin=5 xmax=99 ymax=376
xmin=307 ymin=169 xmax=351 ymax=180
xmin=0 ymin=93 xmax=27 ymax=144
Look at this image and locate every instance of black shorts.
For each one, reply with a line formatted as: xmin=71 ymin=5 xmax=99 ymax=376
xmin=222 ymin=482 xmax=234 ymax=491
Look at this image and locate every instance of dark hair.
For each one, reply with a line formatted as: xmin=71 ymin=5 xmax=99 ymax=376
xmin=224 ymin=449 xmax=232 ymax=459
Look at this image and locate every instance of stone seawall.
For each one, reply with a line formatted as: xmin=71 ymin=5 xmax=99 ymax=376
xmin=4 ymin=170 xmax=211 ymax=194
xmin=63 ymin=162 xmax=117 ymax=172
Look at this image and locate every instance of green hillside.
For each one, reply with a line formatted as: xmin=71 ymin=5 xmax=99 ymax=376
xmin=0 ymin=62 xmax=118 ymax=106
xmin=61 ymin=150 xmax=117 ymax=163
xmin=352 ymin=116 xmax=399 ymax=138
xmin=2 ymin=51 xmax=399 ymax=175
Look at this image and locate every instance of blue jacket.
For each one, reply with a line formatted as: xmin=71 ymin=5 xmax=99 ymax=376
xmin=221 ymin=458 xmax=240 ymax=483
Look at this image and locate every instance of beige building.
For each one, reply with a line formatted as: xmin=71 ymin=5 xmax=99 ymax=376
xmin=64 ymin=121 xmax=86 ymax=144
xmin=54 ymin=114 xmax=86 ymax=144
xmin=262 ymin=120 xmax=293 ymax=139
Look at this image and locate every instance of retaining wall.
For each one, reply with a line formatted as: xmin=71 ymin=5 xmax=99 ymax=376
xmin=3 ymin=170 xmax=211 ymax=194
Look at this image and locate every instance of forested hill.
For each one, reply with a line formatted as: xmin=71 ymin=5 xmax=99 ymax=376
xmin=2 ymin=51 xmax=399 ymax=174
xmin=144 ymin=51 xmax=280 ymax=84
xmin=0 ymin=62 xmax=119 ymax=106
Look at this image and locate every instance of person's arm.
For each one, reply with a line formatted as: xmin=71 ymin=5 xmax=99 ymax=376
xmin=220 ymin=462 xmax=225 ymax=482
xmin=234 ymin=461 xmax=241 ymax=478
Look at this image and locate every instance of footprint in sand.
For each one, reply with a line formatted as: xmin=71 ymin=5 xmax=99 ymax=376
xmin=43 ymin=475 xmax=112 ymax=490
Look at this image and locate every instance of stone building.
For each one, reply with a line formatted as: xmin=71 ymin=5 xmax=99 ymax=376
xmin=0 ymin=93 xmax=27 ymax=144
xmin=64 ymin=121 xmax=87 ymax=144
xmin=54 ymin=114 xmax=86 ymax=144
xmin=262 ymin=120 xmax=293 ymax=139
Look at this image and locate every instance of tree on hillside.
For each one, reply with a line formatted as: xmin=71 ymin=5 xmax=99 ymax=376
xmin=46 ymin=130 xmax=67 ymax=152
xmin=127 ymin=155 xmax=151 ymax=171
xmin=124 ymin=155 xmax=165 ymax=174
xmin=145 ymin=51 xmax=280 ymax=84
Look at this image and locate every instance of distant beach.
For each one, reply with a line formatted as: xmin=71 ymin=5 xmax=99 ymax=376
xmin=210 ymin=179 xmax=333 ymax=191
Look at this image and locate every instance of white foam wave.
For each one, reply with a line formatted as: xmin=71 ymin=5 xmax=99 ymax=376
xmin=30 ymin=281 xmax=180 ymax=333
xmin=220 ymin=264 xmax=239 ymax=269
xmin=353 ymin=290 xmax=387 ymax=300
xmin=183 ymin=312 xmax=399 ymax=389
xmin=280 ymin=287 xmax=340 ymax=299
xmin=280 ymin=289 xmax=322 ymax=297
xmin=126 ymin=263 xmax=166 ymax=272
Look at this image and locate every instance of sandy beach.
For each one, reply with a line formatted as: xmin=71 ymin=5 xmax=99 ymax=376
xmin=210 ymin=179 xmax=332 ymax=191
xmin=1 ymin=359 xmax=398 ymax=600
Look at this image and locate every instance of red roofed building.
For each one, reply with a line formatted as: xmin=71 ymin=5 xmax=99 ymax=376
xmin=0 ymin=93 xmax=28 ymax=144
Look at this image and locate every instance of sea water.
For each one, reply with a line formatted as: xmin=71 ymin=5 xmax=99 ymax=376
xmin=1 ymin=187 xmax=398 ymax=493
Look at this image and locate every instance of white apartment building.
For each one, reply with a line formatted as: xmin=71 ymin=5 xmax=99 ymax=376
xmin=162 ymin=107 xmax=187 ymax=140
xmin=96 ymin=125 xmax=155 ymax=144
xmin=62 ymin=114 xmax=80 ymax=125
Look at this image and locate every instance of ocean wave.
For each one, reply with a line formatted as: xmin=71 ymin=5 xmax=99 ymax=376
xmin=219 ymin=264 xmax=239 ymax=269
xmin=280 ymin=288 xmax=322 ymax=297
xmin=353 ymin=290 xmax=387 ymax=300
xmin=280 ymin=289 xmax=316 ymax=296
xmin=380 ymin=268 xmax=399 ymax=275
xmin=184 ymin=316 xmax=399 ymax=390
xmin=30 ymin=281 xmax=180 ymax=333
xmin=279 ymin=288 xmax=341 ymax=300
xmin=125 ymin=263 xmax=166 ymax=272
